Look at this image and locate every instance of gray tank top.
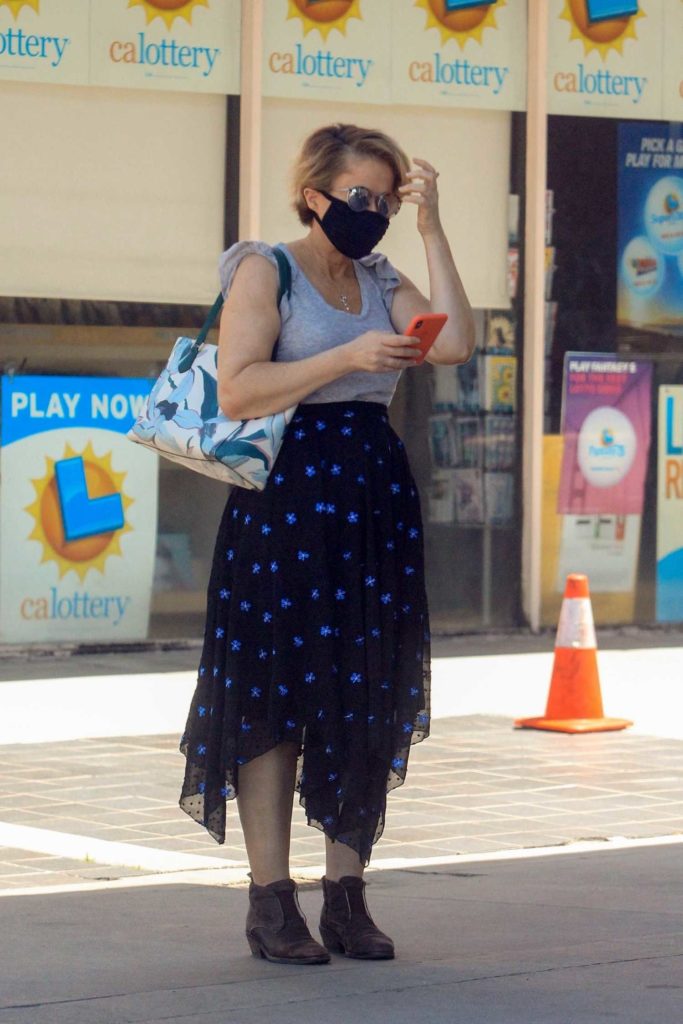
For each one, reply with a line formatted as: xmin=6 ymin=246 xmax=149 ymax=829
xmin=218 ymin=240 xmax=402 ymax=406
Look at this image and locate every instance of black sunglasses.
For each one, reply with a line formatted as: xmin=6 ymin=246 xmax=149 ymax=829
xmin=323 ymin=186 xmax=401 ymax=220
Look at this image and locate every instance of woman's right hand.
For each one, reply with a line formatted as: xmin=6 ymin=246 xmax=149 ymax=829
xmin=346 ymin=330 xmax=422 ymax=373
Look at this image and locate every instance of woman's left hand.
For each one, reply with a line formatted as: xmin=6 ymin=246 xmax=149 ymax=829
xmin=398 ymin=158 xmax=442 ymax=238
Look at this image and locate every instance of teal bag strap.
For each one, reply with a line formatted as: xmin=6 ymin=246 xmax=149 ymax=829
xmin=195 ymin=245 xmax=291 ymax=348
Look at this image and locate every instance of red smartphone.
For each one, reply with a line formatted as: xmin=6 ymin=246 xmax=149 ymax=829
xmin=405 ymin=313 xmax=448 ymax=364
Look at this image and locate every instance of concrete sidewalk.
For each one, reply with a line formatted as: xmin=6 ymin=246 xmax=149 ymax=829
xmin=1 ymin=842 xmax=682 ymax=1024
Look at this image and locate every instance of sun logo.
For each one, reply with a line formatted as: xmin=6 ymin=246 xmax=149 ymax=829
xmin=287 ymin=0 xmax=362 ymax=41
xmin=0 ymin=0 xmax=40 ymax=18
xmin=25 ymin=441 xmax=133 ymax=582
xmin=415 ymin=0 xmax=505 ymax=49
xmin=127 ymin=0 xmax=209 ymax=30
xmin=560 ymin=0 xmax=645 ymax=60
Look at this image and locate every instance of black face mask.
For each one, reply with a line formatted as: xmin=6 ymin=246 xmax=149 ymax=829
xmin=312 ymin=192 xmax=389 ymax=260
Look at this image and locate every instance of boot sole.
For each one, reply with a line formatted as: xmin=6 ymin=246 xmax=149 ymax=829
xmin=247 ymin=934 xmax=330 ymax=965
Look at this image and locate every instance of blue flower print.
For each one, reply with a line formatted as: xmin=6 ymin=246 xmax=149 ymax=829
xmin=311 ymin=588 xmax=320 ymax=601
xmin=241 ymin=721 xmax=252 ymax=732
xmin=320 ymin=625 xmax=332 ymax=637
xmin=225 ymin=677 xmax=233 ymax=688
xmin=328 ymin=772 xmax=338 ymax=782
xmin=397 ymin=521 xmax=404 ymax=532
xmin=240 ymin=601 xmax=252 ymax=612
xmin=270 ymin=561 xmax=279 ymax=573
xmin=403 ymin=722 xmax=413 ymax=734
xmin=343 ymin=410 xmax=355 ymax=418
xmin=317 ymin=709 xmax=325 ymax=721
xmin=380 ymin=593 xmax=392 ymax=605
xmin=196 ymin=743 xmax=207 ymax=756
xmin=220 ymin=785 xmax=228 ymax=798
xmin=410 ymin=686 xmax=420 ymax=697
xmin=404 ymin=565 xmax=415 ymax=576
xmin=231 ymin=639 xmax=241 ymax=651
xmin=315 ymin=502 xmax=326 ymax=513
xmin=341 ymin=426 xmax=352 ymax=436
xmin=325 ymin=743 xmax=333 ymax=754
xmin=297 ymin=550 xmax=310 ymax=561
xmin=258 ymin=648 xmax=268 ymax=661
xmin=250 ymin=687 xmax=262 ymax=698
xmin=390 ymin=483 xmax=401 ymax=494
xmin=252 ymin=563 xmax=261 ymax=574
xmin=368 ymin=714 xmax=375 ymax=723
xmin=323 ymin=815 xmax=335 ymax=826
xmin=335 ymin=589 xmax=346 ymax=601
xmin=356 ymin=474 xmax=365 ymax=485
xmin=371 ymin=627 xmax=381 ymax=639
xmin=293 ymin=636 xmax=304 ymax=648
xmin=215 ymin=627 xmax=225 ymax=639
xmin=244 ymin=514 xmax=252 ymax=525
xmin=354 ymin=636 xmax=365 ymax=647
xmin=315 ymin=420 xmax=327 ymax=431
xmin=274 ymin=474 xmax=284 ymax=485
xmin=261 ymin=524 xmax=272 ymax=535
xmin=278 ymin=684 xmax=289 ymax=696
xmin=305 ymin=465 xmax=316 ymax=477
xmin=344 ymin=712 xmax=354 ymax=722
xmin=386 ymin=540 xmax=395 ymax=551
xmin=349 ymin=672 xmax=362 ymax=685
xmin=380 ymin=680 xmax=390 ymax=691
xmin=330 ymin=464 xmax=341 ymax=476
xmin=294 ymin=429 xmax=306 ymax=440
xmin=365 ymin=575 xmax=376 ymax=587
xmin=342 ymin=551 xmax=352 ymax=561
xmin=213 ymin=666 xmax=219 ymax=677
xmin=363 ymin=442 xmax=371 ymax=452
xmin=377 ymin=457 xmax=384 ymax=466
xmin=402 ymin=604 xmax=412 ymax=615
xmin=280 ymin=597 xmax=292 ymax=609
xmin=231 ymin=509 xmax=239 ymax=520
xmin=409 ymin=527 xmax=419 ymax=539
xmin=417 ymin=713 xmax=429 ymax=726
xmin=392 ymin=757 xmax=406 ymax=770
xmin=198 ymin=781 xmax=206 ymax=794
xmin=285 ymin=512 xmax=297 ymax=525
xmin=198 ymin=706 xmax=206 ymax=717
xmin=305 ymin=672 xmax=316 ymax=684
xmin=263 ymin=611 xmax=273 ymax=623
xmin=325 ymin=503 xmax=336 ymax=515
xmin=286 ymin=719 xmax=296 ymax=730
xmin=347 ymin=511 xmax=359 ymax=524
xmin=336 ymin=787 xmax=343 ymax=799
xmin=199 ymin=665 xmax=206 ymax=676
xmin=236 ymin=756 xmax=247 ymax=766
xmin=227 ymin=548 xmax=235 ymax=560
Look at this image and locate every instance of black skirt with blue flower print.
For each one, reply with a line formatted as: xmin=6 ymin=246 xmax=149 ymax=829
xmin=179 ymin=401 xmax=430 ymax=866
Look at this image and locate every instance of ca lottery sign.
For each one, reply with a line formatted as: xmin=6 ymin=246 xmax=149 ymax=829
xmin=90 ymin=0 xmax=240 ymax=94
xmin=263 ymin=0 xmax=392 ymax=104
xmin=0 ymin=0 xmax=88 ymax=85
xmin=548 ymin=0 xmax=663 ymax=119
xmin=0 ymin=376 xmax=158 ymax=643
xmin=392 ymin=0 xmax=527 ymax=111
xmin=657 ymin=386 xmax=683 ymax=622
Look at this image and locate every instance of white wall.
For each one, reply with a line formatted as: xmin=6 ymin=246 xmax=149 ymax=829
xmin=259 ymin=98 xmax=511 ymax=310
xmin=0 ymin=82 xmax=226 ymax=304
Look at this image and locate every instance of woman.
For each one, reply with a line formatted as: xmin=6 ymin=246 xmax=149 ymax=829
xmin=179 ymin=124 xmax=475 ymax=965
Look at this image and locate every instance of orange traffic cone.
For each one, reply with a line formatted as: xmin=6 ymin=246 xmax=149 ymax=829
xmin=515 ymin=574 xmax=632 ymax=734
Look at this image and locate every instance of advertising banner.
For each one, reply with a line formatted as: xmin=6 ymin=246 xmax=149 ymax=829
xmin=262 ymin=0 xmax=392 ymax=104
xmin=0 ymin=0 xmax=89 ymax=86
xmin=391 ymin=0 xmax=526 ymax=112
xmin=547 ymin=0 xmax=663 ymax=119
xmin=617 ymin=122 xmax=683 ymax=332
xmin=656 ymin=385 xmax=683 ymax=622
xmin=558 ymin=353 xmax=652 ymax=516
xmin=662 ymin=0 xmax=683 ymax=122
xmin=90 ymin=0 xmax=240 ymax=94
xmin=0 ymin=376 xmax=158 ymax=643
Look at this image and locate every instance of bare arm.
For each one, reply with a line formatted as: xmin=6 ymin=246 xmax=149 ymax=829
xmin=217 ymin=253 xmax=422 ymax=420
xmin=390 ymin=159 xmax=476 ymax=367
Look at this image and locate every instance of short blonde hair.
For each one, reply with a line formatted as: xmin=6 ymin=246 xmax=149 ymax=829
xmin=291 ymin=124 xmax=410 ymax=226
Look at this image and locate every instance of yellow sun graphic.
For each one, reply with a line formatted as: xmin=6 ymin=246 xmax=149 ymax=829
xmin=560 ymin=0 xmax=645 ymax=59
xmin=287 ymin=0 xmax=362 ymax=41
xmin=24 ymin=441 xmax=133 ymax=583
xmin=127 ymin=0 xmax=209 ymax=30
xmin=0 ymin=0 xmax=40 ymax=19
xmin=415 ymin=0 xmax=505 ymax=49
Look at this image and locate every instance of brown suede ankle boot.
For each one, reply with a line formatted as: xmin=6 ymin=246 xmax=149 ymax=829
xmin=319 ymin=875 xmax=395 ymax=959
xmin=246 ymin=877 xmax=330 ymax=965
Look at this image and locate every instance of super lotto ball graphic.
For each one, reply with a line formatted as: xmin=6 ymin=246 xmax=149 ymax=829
xmin=645 ymin=176 xmax=683 ymax=256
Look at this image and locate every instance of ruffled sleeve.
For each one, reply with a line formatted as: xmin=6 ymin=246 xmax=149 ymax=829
xmin=359 ymin=252 xmax=402 ymax=313
xmin=218 ymin=240 xmax=281 ymax=298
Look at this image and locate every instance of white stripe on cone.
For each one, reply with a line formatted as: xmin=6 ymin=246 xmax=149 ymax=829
xmin=555 ymin=597 xmax=597 ymax=650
